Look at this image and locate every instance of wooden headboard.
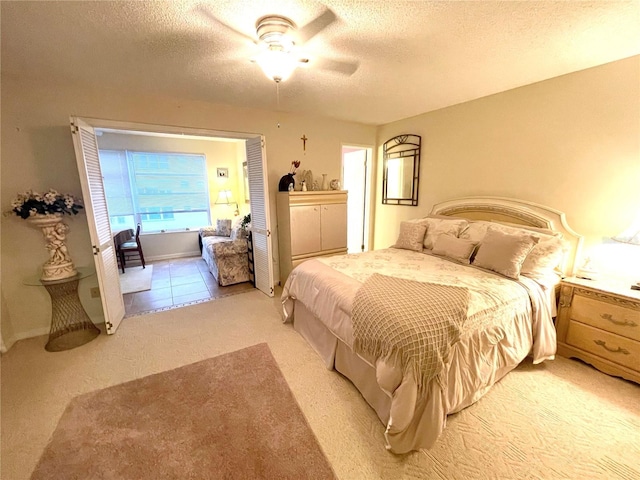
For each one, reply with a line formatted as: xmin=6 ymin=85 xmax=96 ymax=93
xmin=430 ymin=196 xmax=583 ymax=276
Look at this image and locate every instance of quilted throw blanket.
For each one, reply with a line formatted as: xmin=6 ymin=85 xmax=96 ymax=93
xmin=352 ymin=273 xmax=469 ymax=391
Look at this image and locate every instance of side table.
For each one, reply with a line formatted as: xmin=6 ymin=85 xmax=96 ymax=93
xmin=556 ymin=276 xmax=640 ymax=384
xmin=24 ymin=267 xmax=101 ymax=352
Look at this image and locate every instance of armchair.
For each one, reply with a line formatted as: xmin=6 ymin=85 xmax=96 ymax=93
xmin=199 ymin=219 xmax=250 ymax=286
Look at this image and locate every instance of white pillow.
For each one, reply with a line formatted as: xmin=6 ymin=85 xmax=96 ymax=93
xmin=393 ymin=221 xmax=427 ymax=252
xmin=422 ymin=218 xmax=468 ymax=250
xmin=461 ymin=220 xmax=561 ymax=245
xmin=472 ymin=228 xmax=539 ymax=279
xmin=432 ymin=234 xmax=478 ymax=264
xmin=489 ymin=220 xmax=560 ymax=238
xmin=521 ymin=236 xmax=568 ymax=280
xmin=459 ymin=220 xmax=491 ymax=244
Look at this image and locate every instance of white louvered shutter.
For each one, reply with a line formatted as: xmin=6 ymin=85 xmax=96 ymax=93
xmin=245 ymin=136 xmax=274 ymax=297
xmin=71 ymin=117 xmax=125 ymax=333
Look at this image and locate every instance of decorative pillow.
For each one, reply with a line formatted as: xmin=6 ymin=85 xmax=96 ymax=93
xmin=459 ymin=221 xmax=491 ymax=243
xmin=521 ymin=236 xmax=568 ymax=280
xmin=422 ymin=218 xmax=468 ymax=250
xmin=489 ymin=221 xmax=558 ymax=239
xmin=230 ymin=226 xmax=247 ymax=241
xmin=432 ymin=234 xmax=478 ymax=264
xmin=199 ymin=226 xmax=218 ymax=237
xmin=460 ymin=220 xmax=560 ymax=245
xmin=216 ymin=219 xmax=232 ymax=237
xmin=472 ymin=228 xmax=539 ymax=279
xmin=490 ymin=220 xmax=560 ymax=238
xmin=393 ymin=221 xmax=428 ymax=252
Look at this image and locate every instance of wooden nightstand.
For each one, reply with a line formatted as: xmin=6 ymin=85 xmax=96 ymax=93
xmin=556 ymin=276 xmax=640 ymax=384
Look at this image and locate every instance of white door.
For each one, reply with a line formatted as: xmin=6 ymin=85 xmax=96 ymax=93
xmin=70 ymin=117 xmax=125 ymax=334
xmin=342 ymin=146 xmax=372 ymax=253
xmin=246 ymin=136 xmax=275 ymax=297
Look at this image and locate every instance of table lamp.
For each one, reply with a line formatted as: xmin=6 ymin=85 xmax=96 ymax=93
xmin=215 ymin=190 xmax=240 ymax=216
xmin=612 ymin=216 xmax=640 ymax=291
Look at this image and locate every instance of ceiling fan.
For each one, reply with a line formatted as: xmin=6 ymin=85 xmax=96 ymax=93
xmin=195 ymin=5 xmax=359 ymax=83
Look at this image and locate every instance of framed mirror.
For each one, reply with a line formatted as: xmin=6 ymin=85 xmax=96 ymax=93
xmin=382 ymin=134 xmax=421 ymax=206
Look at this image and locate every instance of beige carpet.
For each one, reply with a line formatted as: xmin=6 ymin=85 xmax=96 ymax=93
xmin=30 ymin=343 xmax=336 ymax=480
xmin=2 ymin=290 xmax=639 ymax=480
xmin=119 ymin=264 xmax=153 ymax=294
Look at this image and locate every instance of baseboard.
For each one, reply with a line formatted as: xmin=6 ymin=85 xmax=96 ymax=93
xmin=1 ymin=326 xmax=49 ymax=353
xmin=2 ymin=322 xmax=106 ymax=353
xmin=147 ymin=251 xmax=201 ymax=262
xmin=0 ymin=337 xmax=9 ymax=354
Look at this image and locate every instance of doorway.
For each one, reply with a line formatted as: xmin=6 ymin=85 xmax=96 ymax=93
xmin=71 ymin=117 xmax=274 ymax=335
xmin=341 ymin=145 xmax=373 ymax=253
xmin=95 ymin=130 xmax=254 ymax=317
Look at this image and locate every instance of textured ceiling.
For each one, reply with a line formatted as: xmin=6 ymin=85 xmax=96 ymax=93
xmin=2 ymin=1 xmax=639 ymax=125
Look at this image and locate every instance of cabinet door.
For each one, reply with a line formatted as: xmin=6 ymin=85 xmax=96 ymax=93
xmin=321 ymin=203 xmax=348 ymax=251
xmin=290 ymin=205 xmax=321 ymax=255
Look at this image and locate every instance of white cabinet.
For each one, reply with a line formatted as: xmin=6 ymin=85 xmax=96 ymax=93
xmin=277 ymin=191 xmax=348 ymax=285
xmin=290 ymin=205 xmax=321 ymax=255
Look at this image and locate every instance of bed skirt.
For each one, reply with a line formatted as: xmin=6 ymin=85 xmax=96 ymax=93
xmin=289 ymin=300 xmax=529 ymax=453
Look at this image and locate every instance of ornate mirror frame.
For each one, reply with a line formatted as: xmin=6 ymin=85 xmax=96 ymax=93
xmin=382 ymin=134 xmax=421 ymax=206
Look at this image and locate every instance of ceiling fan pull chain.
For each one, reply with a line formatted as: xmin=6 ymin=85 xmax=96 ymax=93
xmin=276 ymin=81 xmax=281 ymax=128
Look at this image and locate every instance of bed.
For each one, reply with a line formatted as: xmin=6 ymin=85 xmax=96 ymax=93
xmin=281 ymin=196 xmax=583 ymax=454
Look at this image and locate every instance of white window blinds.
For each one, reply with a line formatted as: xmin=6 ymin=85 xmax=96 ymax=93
xmin=99 ymin=150 xmax=210 ymax=233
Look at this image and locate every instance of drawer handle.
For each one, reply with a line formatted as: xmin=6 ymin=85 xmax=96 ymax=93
xmin=600 ymin=313 xmax=638 ymax=328
xmin=593 ymin=340 xmax=630 ymax=355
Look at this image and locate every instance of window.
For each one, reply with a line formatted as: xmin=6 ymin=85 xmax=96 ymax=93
xmin=98 ymin=150 xmax=210 ymax=233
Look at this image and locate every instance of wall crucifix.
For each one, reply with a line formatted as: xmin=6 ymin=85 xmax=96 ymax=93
xmin=300 ymin=134 xmax=308 ymax=151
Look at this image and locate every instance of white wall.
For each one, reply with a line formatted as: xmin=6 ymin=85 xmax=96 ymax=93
xmin=375 ymin=56 xmax=640 ymax=279
xmin=0 ymin=75 xmax=376 ymax=346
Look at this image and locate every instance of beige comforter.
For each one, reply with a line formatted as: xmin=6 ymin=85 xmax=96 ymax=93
xmin=281 ymin=248 xmax=556 ymax=452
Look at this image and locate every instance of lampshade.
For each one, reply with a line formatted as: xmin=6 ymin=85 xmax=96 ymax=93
xmin=255 ymin=45 xmax=298 ymax=83
xmin=215 ymin=190 xmax=239 ymax=216
xmin=215 ymin=190 xmax=234 ymax=205
xmin=612 ymin=216 xmax=640 ymax=245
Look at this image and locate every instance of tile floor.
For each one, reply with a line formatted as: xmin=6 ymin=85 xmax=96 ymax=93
xmin=122 ymin=256 xmax=254 ymax=316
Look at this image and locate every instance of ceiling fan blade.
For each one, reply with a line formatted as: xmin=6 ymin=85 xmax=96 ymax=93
xmin=295 ymin=8 xmax=337 ymax=44
xmin=193 ymin=5 xmax=257 ymax=44
xmin=312 ymin=57 xmax=359 ymax=76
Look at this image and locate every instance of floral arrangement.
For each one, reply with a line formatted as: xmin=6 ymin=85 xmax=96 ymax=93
xmin=289 ymin=160 xmax=301 ymax=175
xmin=7 ymin=189 xmax=84 ymax=219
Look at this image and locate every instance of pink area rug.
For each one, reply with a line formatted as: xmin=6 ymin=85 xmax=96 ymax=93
xmin=31 ymin=343 xmax=336 ymax=479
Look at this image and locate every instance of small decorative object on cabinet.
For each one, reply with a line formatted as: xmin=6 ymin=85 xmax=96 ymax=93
xmin=276 ymin=190 xmax=348 ymax=285
xmin=321 ymin=174 xmax=329 ymax=191
xmin=556 ymin=276 xmax=640 ymax=384
xmin=330 ymin=179 xmax=340 ymax=190
xmin=278 ymin=161 xmax=301 ymax=192
xmin=278 ymin=174 xmax=295 ymax=192
xmin=300 ymin=170 xmax=314 ymax=191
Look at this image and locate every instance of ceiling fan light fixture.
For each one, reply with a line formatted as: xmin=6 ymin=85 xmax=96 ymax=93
xmin=255 ymin=46 xmax=298 ymax=82
xmin=256 ymin=15 xmax=295 ymax=45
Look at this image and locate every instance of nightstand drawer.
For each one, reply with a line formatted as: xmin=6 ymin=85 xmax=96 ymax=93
xmin=566 ymin=321 xmax=640 ymax=371
xmin=571 ymin=294 xmax=640 ymax=342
